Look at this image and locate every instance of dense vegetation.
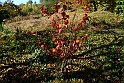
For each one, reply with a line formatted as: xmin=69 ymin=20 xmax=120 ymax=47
xmin=0 ymin=0 xmax=124 ymax=83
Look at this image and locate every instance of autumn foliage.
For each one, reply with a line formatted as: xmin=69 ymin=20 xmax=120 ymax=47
xmin=40 ymin=1 xmax=90 ymax=59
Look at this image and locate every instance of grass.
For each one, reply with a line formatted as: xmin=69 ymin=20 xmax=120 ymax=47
xmin=4 ymin=15 xmax=52 ymax=32
xmin=0 ymin=11 xmax=124 ymax=83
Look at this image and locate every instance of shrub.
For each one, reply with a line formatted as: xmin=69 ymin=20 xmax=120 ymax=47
xmin=0 ymin=1 xmax=123 ymax=83
xmin=39 ymin=1 xmax=124 ymax=82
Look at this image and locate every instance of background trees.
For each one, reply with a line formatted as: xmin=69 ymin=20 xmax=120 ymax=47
xmin=0 ymin=0 xmax=21 ymax=31
xmin=88 ymin=0 xmax=116 ymax=12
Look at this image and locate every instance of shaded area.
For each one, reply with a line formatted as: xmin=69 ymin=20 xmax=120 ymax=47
xmin=0 ymin=26 xmax=124 ymax=83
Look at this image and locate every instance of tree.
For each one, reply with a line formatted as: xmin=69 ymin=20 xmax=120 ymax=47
xmin=41 ymin=0 xmax=60 ymax=14
xmin=0 ymin=1 xmax=21 ymax=31
xmin=40 ymin=0 xmax=50 ymax=3
xmin=87 ymin=0 xmax=116 ymax=12
xmin=27 ymin=0 xmax=33 ymax=6
xmin=105 ymin=0 xmax=116 ymax=12
xmin=40 ymin=0 xmax=44 ymax=3
xmin=0 ymin=1 xmax=2 ymax=5
xmin=90 ymin=0 xmax=98 ymax=11
xmin=34 ymin=1 xmax=37 ymax=5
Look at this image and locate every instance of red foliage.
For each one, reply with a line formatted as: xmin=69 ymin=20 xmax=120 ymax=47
xmin=41 ymin=44 xmax=45 ymax=50
xmin=27 ymin=31 xmax=32 ymax=35
xmin=63 ymin=5 xmax=67 ymax=10
xmin=63 ymin=19 xmax=68 ymax=25
xmin=40 ymin=1 xmax=90 ymax=59
xmin=41 ymin=5 xmax=47 ymax=16
xmin=82 ymin=14 xmax=89 ymax=23
xmin=61 ymin=12 xmax=66 ymax=17
xmin=37 ymin=40 xmax=41 ymax=45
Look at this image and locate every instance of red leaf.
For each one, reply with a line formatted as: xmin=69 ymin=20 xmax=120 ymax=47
xmin=57 ymin=2 xmax=62 ymax=6
xmin=58 ymin=23 xmax=62 ymax=28
xmin=63 ymin=5 xmax=67 ymax=10
xmin=27 ymin=31 xmax=31 ymax=35
xmin=66 ymin=15 xmax=69 ymax=18
xmin=58 ymin=28 xmax=62 ymax=34
xmin=85 ymin=34 xmax=89 ymax=37
xmin=41 ymin=44 xmax=45 ymax=50
xmin=57 ymin=5 xmax=61 ymax=9
xmin=41 ymin=5 xmax=48 ymax=16
xmin=47 ymin=14 xmax=50 ymax=19
xmin=63 ymin=20 xmax=68 ymax=25
xmin=83 ymin=14 xmax=88 ymax=23
xmin=52 ymin=17 xmax=56 ymax=22
xmin=61 ymin=12 xmax=66 ymax=18
xmin=79 ymin=21 xmax=82 ymax=28
xmin=58 ymin=7 xmax=63 ymax=13
xmin=51 ymin=23 xmax=57 ymax=28
xmin=75 ymin=39 xmax=80 ymax=44
xmin=41 ymin=5 xmax=45 ymax=11
xmin=51 ymin=48 xmax=56 ymax=54
xmin=37 ymin=40 xmax=41 ymax=44
xmin=32 ymin=32 xmax=36 ymax=35
xmin=82 ymin=34 xmax=89 ymax=40
xmin=61 ymin=51 xmax=65 ymax=58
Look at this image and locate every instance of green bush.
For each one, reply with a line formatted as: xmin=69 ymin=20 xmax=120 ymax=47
xmin=0 ymin=1 xmax=21 ymax=31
